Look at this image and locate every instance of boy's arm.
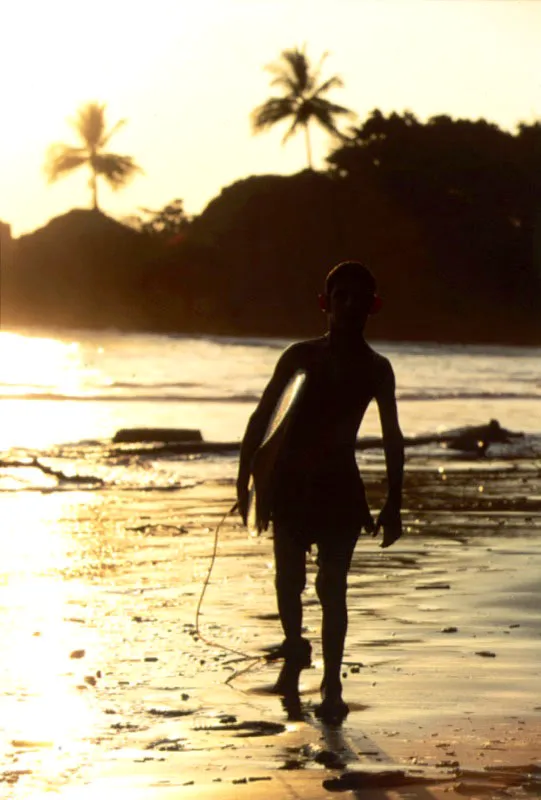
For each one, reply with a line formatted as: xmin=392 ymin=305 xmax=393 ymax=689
xmin=374 ymin=360 xmax=405 ymax=548
xmin=236 ymin=347 xmax=298 ymax=523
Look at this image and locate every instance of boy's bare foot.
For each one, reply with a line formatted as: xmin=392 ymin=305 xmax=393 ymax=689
xmin=315 ymin=677 xmax=349 ymax=724
xmin=280 ymin=692 xmax=305 ymax=721
xmin=314 ymin=696 xmax=350 ymax=724
xmin=265 ymin=636 xmax=312 ymax=667
xmin=273 ymin=661 xmax=302 ymax=697
xmin=267 ymin=637 xmax=312 ymax=697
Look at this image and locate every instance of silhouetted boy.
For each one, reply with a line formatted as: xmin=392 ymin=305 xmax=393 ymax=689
xmin=237 ymin=261 xmax=404 ymax=722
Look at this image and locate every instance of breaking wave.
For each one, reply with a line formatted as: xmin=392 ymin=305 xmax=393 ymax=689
xmin=0 ymin=389 xmax=539 ymax=404
xmin=0 ymin=391 xmax=261 ymax=403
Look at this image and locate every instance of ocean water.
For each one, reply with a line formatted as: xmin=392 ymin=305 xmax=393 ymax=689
xmin=0 ymin=327 xmax=540 ymax=492
xmin=1 ymin=328 xmax=540 ymax=797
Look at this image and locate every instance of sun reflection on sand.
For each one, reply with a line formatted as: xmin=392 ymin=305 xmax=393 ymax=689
xmin=0 ymin=492 xmax=104 ymax=789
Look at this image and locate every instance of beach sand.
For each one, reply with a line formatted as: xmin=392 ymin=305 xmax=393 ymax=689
xmin=2 ymin=462 xmax=541 ymax=799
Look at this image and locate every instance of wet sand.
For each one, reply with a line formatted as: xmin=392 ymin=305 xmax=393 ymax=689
xmin=2 ymin=462 xmax=541 ymax=799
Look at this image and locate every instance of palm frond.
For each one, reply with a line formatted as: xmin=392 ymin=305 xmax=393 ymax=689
xmin=44 ymin=144 xmax=87 ymax=183
xmin=91 ymin=153 xmax=142 ymax=189
xmin=100 ymin=117 xmax=127 ymax=148
xmin=311 ymin=97 xmax=355 ymax=118
xmin=265 ymin=47 xmax=312 ymax=95
xmin=293 ymin=99 xmax=314 ymax=127
xmin=281 ymin=114 xmax=304 ymax=144
xmin=251 ymin=97 xmax=296 ymax=133
xmin=268 ymin=73 xmax=298 ymax=95
xmin=70 ymin=102 xmax=107 ymax=148
xmin=313 ymin=75 xmax=344 ymax=97
xmin=281 ymin=47 xmax=312 ymax=93
xmin=310 ymin=98 xmax=352 ymax=138
xmin=311 ymin=50 xmax=330 ymax=86
xmin=265 ymin=54 xmax=302 ymax=96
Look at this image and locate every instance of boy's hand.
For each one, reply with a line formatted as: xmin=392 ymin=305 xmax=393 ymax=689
xmin=373 ymin=500 xmax=402 ymax=548
xmin=236 ymin=479 xmax=249 ymax=526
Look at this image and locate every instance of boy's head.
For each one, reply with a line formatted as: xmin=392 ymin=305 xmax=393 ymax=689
xmin=321 ymin=261 xmax=380 ymax=331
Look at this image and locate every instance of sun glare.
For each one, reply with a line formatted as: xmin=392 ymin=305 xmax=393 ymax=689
xmin=0 ymin=331 xmax=110 ymax=450
xmin=0 ymin=332 xmax=87 ymax=393
xmin=0 ymin=493 xmax=103 ymax=787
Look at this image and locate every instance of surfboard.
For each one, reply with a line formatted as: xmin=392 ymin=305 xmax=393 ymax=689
xmin=247 ymin=370 xmax=306 ymax=536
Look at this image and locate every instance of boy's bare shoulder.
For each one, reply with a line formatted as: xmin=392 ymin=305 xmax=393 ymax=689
xmin=367 ymin=345 xmax=392 ymax=368
xmin=279 ymin=337 xmax=328 ymax=370
xmin=366 ymin=346 xmax=395 ymax=388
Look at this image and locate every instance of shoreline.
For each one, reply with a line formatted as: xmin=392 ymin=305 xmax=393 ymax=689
xmin=3 ymin=323 xmax=541 ymax=350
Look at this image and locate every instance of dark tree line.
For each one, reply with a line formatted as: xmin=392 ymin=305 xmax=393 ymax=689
xmin=2 ymin=111 xmax=540 ymax=344
xmin=327 ymin=111 xmax=541 ymax=337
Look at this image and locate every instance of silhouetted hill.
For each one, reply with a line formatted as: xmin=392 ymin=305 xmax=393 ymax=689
xmin=4 ymin=209 xmax=156 ymax=329
xmin=189 ymin=170 xmax=432 ymax=339
xmin=3 ymin=208 xmax=236 ymax=334
xmin=3 ymin=112 xmax=541 ymax=345
xmin=188 ymin=167 xmax=540 ymax=343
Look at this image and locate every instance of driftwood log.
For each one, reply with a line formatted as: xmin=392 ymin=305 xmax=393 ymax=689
xmin=0 ymin=421 xmax=524 ymax=482
xmin=113 ymin=428 xmax=203 ymax=444
xmin=108 ymin=419 xmax=523 ymax=458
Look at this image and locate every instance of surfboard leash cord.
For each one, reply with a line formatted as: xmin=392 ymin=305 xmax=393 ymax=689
xmin=194 ymin=501 xmax=265 ymax=668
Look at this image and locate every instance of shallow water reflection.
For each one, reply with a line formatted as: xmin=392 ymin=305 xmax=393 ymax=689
xmin=0 ymin=493 xmax=106 ymax=793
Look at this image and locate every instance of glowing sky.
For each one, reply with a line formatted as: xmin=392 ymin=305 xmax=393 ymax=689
xmin=1 ymin=0 xmax=540 ymax=236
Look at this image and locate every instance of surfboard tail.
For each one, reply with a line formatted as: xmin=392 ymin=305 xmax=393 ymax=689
xmin=245 ymin=370 xmax=307 ymax=536
xmin=247 ymin=480 xmax=271 ymax=536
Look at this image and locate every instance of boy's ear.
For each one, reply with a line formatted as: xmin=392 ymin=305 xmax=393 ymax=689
xmin=318 ymin=293 xmax=329 ymax=313
xmin=370 ymin=295 xmax=383 ymax=315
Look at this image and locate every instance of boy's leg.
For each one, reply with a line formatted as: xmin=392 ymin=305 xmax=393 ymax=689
xmin=314 ymin=536 xmax=357 ymax=720
xmin=273 ymin=526 xmax=307 ymax=641
xmin=271 ymin=525 xmax=311 ymax=696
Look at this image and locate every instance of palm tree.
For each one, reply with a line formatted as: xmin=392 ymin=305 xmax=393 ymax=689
xmin=45 ymin=102 xmax=141 ymax=210
xmin=251 ymin=46 xmax=355 ymax=169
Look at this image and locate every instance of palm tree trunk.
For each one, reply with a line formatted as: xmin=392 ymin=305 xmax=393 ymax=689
xmin=90 ymin=169 xmax=98 ymax=210
xmin=89 ymin=150 xmax=99 ymax=210
xmin=304 ymin=125 xmax=313 ymax=170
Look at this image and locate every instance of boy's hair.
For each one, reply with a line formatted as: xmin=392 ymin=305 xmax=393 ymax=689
xmin=325 ymin=261 xmax=376 ymax=299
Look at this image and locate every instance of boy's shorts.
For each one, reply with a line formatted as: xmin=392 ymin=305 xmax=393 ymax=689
xmin=273 ymin=519 xmax=360 ymax=570
xmin=271 ymin=466 xmax=373 ymax=560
